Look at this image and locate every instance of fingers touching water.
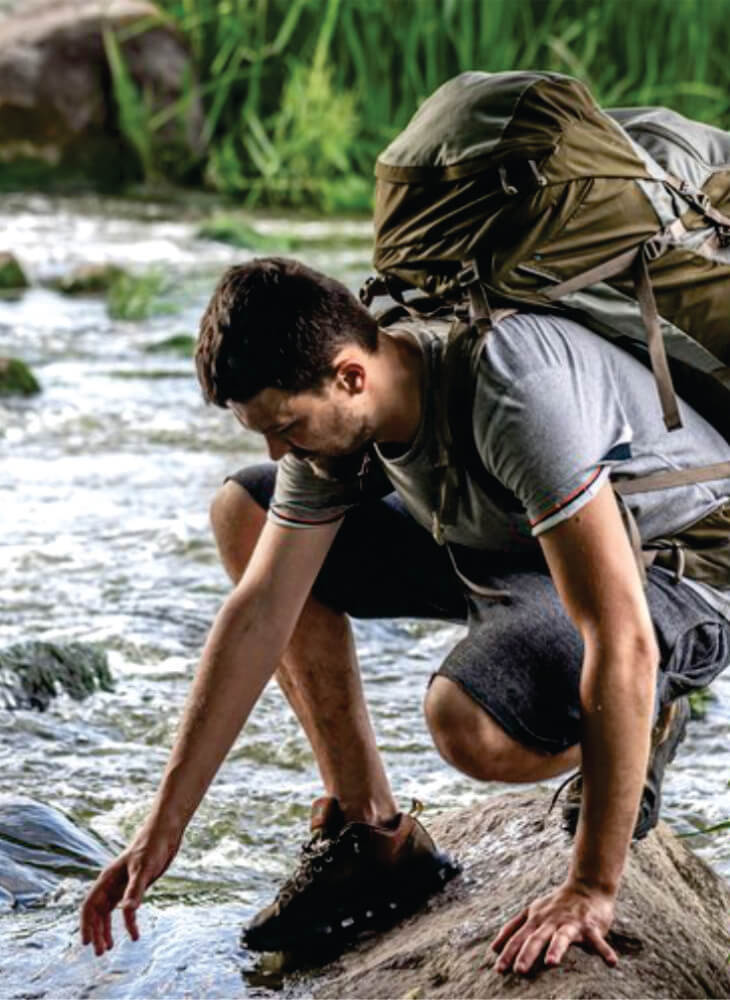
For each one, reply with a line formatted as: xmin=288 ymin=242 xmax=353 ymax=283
xmin=80 ymin=832 xmax=180 ymax=956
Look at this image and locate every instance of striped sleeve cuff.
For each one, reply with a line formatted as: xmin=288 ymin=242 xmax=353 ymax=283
xmin=267 ymin=503 xmax=349 ymax=529
xmin=530 ymin=466 xmax=611 ymax=537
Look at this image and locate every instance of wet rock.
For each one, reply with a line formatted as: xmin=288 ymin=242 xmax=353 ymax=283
xmin=310 ymin=791 xmax=730 ymax=1000
xmin=53 ymin=262 xmax=125 ymax=294
xmin=143 ymin=333 xmax=196 ymax=356
xmin=0 ymin=357 xmax=40 ymax=396
xmin=0 ymin=250 xmax=28 ymax=288
xmin=0 ymin=641 xmax=113 ymax=711
xmin=0 ymin=797 xmax=112 ymax=904
xmin=0 ymin=0 xmax=204 ymax=190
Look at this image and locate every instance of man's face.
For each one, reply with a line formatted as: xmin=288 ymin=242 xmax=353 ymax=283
xmin=228 ymin=376 xmax=373 ymax=477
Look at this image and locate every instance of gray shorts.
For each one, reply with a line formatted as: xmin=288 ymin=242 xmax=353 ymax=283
xmin=231 ymin=463 xmax=730 ymax=755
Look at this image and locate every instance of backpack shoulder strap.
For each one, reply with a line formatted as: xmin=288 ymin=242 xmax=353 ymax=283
xmin=433 ymin=310 xmax=523 ymax=545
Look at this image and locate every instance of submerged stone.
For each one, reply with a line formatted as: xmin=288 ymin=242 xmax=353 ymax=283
xmin=0 ymin=252 xmax=28 ymax=289
xmin=0 ymin=796 xmax=112 ymax=904
xmin=0 ymin=358 xmax=41 ymax=396
xmin=54 ymin=263 xmax=125 ymax=295
xmin=0 ymin=640 xmax=113 ymax=711
xmin=307 ymin=790 xmax=730 ymax=1000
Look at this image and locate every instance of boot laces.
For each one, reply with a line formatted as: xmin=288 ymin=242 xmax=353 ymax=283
xmin=277 ymin=828 xmax=362 ymax=905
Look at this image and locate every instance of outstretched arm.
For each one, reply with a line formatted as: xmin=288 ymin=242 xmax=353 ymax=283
xmin=81 ymin=518 xmax=341 ymax=955
xmin=492 ymin=481 xmax=659 ymax=974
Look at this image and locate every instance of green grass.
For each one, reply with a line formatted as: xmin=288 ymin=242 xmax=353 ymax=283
xmin=104 ymin=0 xmax=730 ymax=207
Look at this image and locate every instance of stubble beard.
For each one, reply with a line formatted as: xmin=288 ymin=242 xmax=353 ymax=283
xmin=303 ymin=413 xmax=374 ymax=481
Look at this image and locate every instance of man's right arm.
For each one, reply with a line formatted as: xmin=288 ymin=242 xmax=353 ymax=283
xmin=80 ymin=517 xmax=341 ymax=955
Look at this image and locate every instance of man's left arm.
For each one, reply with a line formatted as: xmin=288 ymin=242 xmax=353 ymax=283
xmin=492 ymin=480 xmax=659 ymax=974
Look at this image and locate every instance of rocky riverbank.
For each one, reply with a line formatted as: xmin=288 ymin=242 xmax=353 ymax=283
xmin=302 ymin=791 xmax=730 ymax=1000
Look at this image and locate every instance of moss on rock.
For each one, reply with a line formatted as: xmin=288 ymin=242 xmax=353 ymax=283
xmin=0 ymin=358 xmax=41 ymax=397
xmin=143 ymin=333 xmax=196 ymax=356
xmin=0 ymin=253 xmax=28 ymax=290
xmin=0 ymin=641 xmax=113 ymax=711
xmin=196 ymin=216 xmax=296 ymax=251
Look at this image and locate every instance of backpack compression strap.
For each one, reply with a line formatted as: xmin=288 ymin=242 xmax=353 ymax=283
xmin=543 ymin=221 xmax=686 ymax=432
xmin=542 ymin=171 xmax=730 ymax=436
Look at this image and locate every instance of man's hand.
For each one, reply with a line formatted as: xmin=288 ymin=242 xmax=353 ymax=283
xmin=81 ymin=825 xmax=180 ymax=955
xmin=491 ymin=879 xmax=618 ymax=974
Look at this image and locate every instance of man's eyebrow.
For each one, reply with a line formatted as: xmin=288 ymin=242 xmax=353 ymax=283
xmin=261 ymin=420 xmax=294 ymax=435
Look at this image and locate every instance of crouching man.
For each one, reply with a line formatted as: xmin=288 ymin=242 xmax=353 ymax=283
xmin=81 ymin=258 xmax=730 ymax=974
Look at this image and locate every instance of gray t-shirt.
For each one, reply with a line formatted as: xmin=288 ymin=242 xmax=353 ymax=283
xmin=270 ymin=312 xmax=730 ymax=618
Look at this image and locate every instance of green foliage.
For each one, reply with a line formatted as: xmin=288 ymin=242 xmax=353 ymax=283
xmin=102 ymin=26 xmax=155 ymax=181
xmin=688 ymin=687 xmax=715 ymax=720
xmin=206 ymin=62 xmax=367 ymax=211
xmin=132 ymin=0 xmax=730 ymax=209
xmin=679 ymin=818 xmax=730 ymax=838
xmin=106 ymin=270 xmax=176 ymax=321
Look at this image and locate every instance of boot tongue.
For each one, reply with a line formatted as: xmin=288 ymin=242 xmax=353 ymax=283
xmin=310 ymin=796 xmax=345 ymax=840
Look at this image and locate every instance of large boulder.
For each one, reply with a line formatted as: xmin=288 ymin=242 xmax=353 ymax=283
xmin=310 ymin=791 xmax=730 ymax=1000
xmin=0 ymin=0 xmax=204 ymax=189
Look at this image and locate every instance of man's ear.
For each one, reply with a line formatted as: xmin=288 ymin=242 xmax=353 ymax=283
xmin=335 ymin=360 xmax=366 ymax=395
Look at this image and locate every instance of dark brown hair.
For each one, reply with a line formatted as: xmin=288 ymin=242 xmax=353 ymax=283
xmin=195 ymin=257 xmax=379 ymax=406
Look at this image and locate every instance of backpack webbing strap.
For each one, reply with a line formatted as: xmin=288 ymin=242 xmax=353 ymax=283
xmin=614 ymin=491 xmax=651 ymax=586
xmin=544 ymin=223 xmax=688 ymax=432
xmin=429 ymin=324 xmax=463 ymax=544
xmin=458 ymin=259 xmax=493 ymax=332
xmin=612 ymin=462 xmax=730 ymax=496
xmin=663 ymin=173 xmax=730 ymax=241
xmin=633 ymin=251 xmax=681 ymax=431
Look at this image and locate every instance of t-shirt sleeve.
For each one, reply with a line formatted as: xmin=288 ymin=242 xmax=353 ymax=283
xmin=476 ymin=359 xmax=633 ymax=537
xmin=269 ymin=454 xmax=360 ymax=529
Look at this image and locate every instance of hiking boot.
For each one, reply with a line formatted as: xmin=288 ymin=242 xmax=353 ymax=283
xmin=242 ymin=796 xmax=460 ymax=953
xmin=559 ymin=696 xmax=690 ymax=840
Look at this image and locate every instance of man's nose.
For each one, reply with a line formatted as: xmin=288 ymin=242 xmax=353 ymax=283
xmin=265 ymin=433 xmax=289 ymax=461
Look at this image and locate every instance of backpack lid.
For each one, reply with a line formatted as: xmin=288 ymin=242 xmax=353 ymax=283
xmin=375 ymin=70 xmax=612 ymax=182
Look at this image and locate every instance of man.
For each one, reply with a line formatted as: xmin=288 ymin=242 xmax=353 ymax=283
xmin=81 ymin=257 xmax=730 ymax=975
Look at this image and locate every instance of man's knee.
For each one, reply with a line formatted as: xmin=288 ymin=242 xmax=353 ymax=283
xmin=424 ymin=675 xmax=579 ymax=783
xmin=210 ymin=479 xmax=267 ymax=583
xmin=424 ymin=675 xmax=515 ymax=781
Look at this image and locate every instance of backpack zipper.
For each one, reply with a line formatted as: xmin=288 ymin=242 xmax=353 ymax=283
xmin=625 ymin=121 xmax=725 ymax=168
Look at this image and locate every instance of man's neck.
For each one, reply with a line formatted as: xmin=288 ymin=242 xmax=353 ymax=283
xmin=372 ymin=328 xmax=424 ymax=446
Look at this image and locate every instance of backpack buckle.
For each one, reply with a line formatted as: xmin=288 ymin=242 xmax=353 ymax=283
xmin=359 ymin=275 xmax=387 ymax=306
xmin=457 ymin=262 xmax=480 ymax=287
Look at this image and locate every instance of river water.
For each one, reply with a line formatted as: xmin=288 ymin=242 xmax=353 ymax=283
xmin=0 ymin=194 xmax=728 ymax=998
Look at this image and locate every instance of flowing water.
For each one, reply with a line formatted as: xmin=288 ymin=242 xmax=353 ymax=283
xmin=0 ymin=193 xmax=728 ymax=998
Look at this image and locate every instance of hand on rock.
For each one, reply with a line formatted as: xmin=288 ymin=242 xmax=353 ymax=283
xmin=490 ymin=879 xmax=618 ymax=974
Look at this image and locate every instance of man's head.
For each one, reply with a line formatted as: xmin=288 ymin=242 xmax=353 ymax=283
xmin=195 ymin=258 xmax=381 ymax=465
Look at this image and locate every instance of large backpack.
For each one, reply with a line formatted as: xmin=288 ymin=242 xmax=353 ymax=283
xmin=361 ymin=71 xmax=730 ymax=581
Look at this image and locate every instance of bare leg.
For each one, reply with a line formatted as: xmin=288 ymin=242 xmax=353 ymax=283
xmin=424 ymin=676 xmax=581 ymax=782
xmin=211 ymin=480 xmax=397 ymax=826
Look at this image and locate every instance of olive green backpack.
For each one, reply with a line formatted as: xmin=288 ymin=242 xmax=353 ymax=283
xmin=361 ymin=71 xmax=730 ymax=586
